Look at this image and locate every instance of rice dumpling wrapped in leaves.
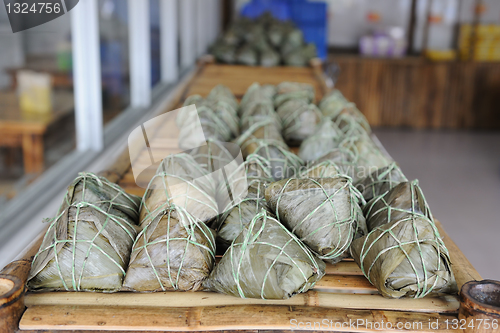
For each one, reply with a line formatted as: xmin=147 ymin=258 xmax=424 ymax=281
xmin=179 ymin=96 xmax=235 ymax=141
xmin=256 ymin=11 xmax=275 ymax=26
xmin=274 ymin=82 xmax=315 ymax=108
xmin=237 ymin=139 xmax=303 ymax=180
xmin=188 ymin=140 xmax=240 ymax=214
xmin=214 ymin=154 xmax=273 ymax=250
xmin=285 ymin=29 xmax=305 ymax=49
xmin=28 ymin=173 xmax=141 ymax=292
xmin=298 ymin=118 xmax=343 ymax=161
xmin=239 ymin=83 xmax=276 ymax=117
xmin=236 ymin=44 xmax=258 ymax=66
xmin=320 ymin=91 xmax=371 ymax=133
xmin=249 ymin=34 xmax=269 ymax=52
xmin=334 ymin=104 xmax=371 ymax=133
xmin=123 ymin=206 xmax=216 ymax=292
xmin=260 ymin=84 xmax=278 ymax=100
xmin=214 ymin=153 xmax=274 ymax=223
xmin=240 ymin=102 xmax=281 ymax=133
xmin=260 ymin=46 xmax=281 ymax=67
xmin=237 ymin=119 xmax=285 ymax=148
xmin=188 ymin=139 xmax=234 ymax=174
xmin=283 ymin=43 xmax=317 ymax=67
xmin=140 ymin=154 xmax=218 ymax=228
xmin=355 ymin=163 xmax=407 ymax=203
xmin=243 ymin=23 xmax=265 ymax=43
xmin=209 ymin=14 xmax=317 ymax=67
xmin=221 ymin=28 xmax=240 ymax=46
xmin=206 ymin=100 xmax=239 ymax=139
xmin=212 ymin=43 xmax=237 ymax=64
xmin=268 ymin=21 xmax=294 ymax=47
xmin=277 ymin=99 xmax=322 ymax=146
xmin=265 ymin=177 xmax=365 ymax=263
xmin=214 ymin=192 xmax=271 ymax=252
xmin=350 ymin=181 xmax=458 ymax=298
xmin=207 ymin=84 xmax=238 ymax=111
xmin=298 ymin=163 xmax=369 ymax=241
xmin=177 ymin=104 xmax=229 ymax=144
xmin=340 ymin=133 xmax=393 ymax=182
xmin=182 ymin=89 xmax=239 ymax=139
xmin=215 ymin=154 xmax=274 ymax=246
xmin=335 ymin=113 xmax=370 ymax=139
xmin=300 ymin=160 xmax=343 ymax=179
xmin=244 ymin=154 xmax=275 ymax=193
xmin=319 ymin=90 xmax=348 ymax=117
xmin=280 ymin=29 xmax=305 ymax=56
xmin=310 ymin=148 xmax=358 ymax=180
xmin=239 ymin=83 xmax=261 ymax=110
xmin=217 ymin=153 xmax=274 ymax=205
xmin=204 ymin=210 xmax=325 ymax=299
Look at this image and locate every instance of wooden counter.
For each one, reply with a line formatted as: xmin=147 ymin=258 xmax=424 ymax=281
xmin=332 ymin=55 xmax=500 ymax=129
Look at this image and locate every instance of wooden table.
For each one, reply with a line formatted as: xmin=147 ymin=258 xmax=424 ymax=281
xmin=5 ymin=57 xmax=72 ymax=90
xmin=5 ymin=56 xmax=130 ymax=91
xmin=0 ymin=91 xmax=74 ymax=174
xmin=0 ymin=62 xmax=488 ymax=333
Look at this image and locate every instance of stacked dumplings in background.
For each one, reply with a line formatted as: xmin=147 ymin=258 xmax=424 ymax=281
xmin=28 ymin=82 xmax=457 ymax=301
xmin=210 ymin=13 xmax=317 ymax=67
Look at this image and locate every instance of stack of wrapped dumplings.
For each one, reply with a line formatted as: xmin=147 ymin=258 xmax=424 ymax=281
xmin=28 ymin=83 xmax=457 ymax=302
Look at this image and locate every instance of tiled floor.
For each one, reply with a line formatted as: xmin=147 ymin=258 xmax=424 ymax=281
xmin=374 ymin=128 xmax=500 ymax=280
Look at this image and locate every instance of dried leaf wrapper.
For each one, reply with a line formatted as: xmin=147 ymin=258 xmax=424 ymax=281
xmin=28 ymin=173 xmax=141 ymax=292
xmin=123 ymin=207 xmax=215 ymax=292
xmin=265 ymin=177 xmax=365 ymax=263
xmin=204 ymin=210 xmax=325 ymax=299
xmin=350 ymin=181 xmax=458 ymax=298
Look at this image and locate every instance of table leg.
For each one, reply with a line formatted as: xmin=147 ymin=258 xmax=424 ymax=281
xmin=4 ymin=148 xmax=17 ymax=168
xmin=22 ymin=134 xmax=44 ymax=174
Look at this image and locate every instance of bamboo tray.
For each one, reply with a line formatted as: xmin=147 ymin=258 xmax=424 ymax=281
xmin=0 ymin=61 xmax=486 ymax=333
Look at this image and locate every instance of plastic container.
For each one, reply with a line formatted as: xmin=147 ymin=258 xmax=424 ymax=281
xmin=17 ymin=70 xmax=52 ymax=114
xmin=298 ymin=23 xmax=327 ymax=59
xmin=241 ymin=0 xmax=291 ymax=21
xmin=290 ymin=1 xmax=327 ymax=25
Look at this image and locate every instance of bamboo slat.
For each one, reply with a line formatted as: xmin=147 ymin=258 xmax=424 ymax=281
xmin=325 ymin=260 xmax=363 ymax=275
xmin=24 ymin=291 xmax=459 ymax=313
xmin=19 ymin=304 xmax=460 ymax=332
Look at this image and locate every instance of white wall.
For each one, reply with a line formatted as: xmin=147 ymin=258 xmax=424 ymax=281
xmin=413 ymin=0 xmax=459 ymax=51
xmin=328 ymin=0 xmax=500 ymax=51
xmin=459 ymin=0 xmax=500 ymax=23
xmin=326 ymin=0 xmax=411 ymax=48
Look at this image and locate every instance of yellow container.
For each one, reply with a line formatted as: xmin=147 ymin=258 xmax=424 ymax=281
xmin=425 ymin=49 xmax=457 ymax=61
xmin=459 ymin=24 xmax=500 ymax=61
xmin=17 ymin=71 xmax=52 ymax=114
